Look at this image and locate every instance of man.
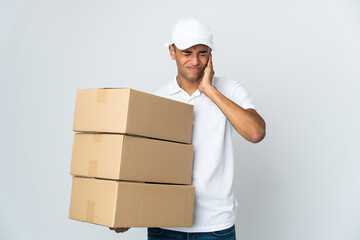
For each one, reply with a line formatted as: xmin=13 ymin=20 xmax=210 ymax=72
xmin=110 ymin=17 xmax=266 ymax=239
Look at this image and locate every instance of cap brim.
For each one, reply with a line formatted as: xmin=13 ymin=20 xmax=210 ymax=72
xmin=168 ymin=39 xmax=215 ymax=51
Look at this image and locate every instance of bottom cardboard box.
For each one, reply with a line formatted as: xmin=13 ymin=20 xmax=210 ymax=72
xmin=69 ymin=177 xmax=195 ymax=227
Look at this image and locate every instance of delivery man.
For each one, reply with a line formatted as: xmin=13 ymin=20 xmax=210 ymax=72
xmin=110 ymin=17 xmax=266 ymax=240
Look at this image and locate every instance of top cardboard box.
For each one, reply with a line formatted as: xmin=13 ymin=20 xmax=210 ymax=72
xmin=73 ymin=89 xmax=194 ymax=144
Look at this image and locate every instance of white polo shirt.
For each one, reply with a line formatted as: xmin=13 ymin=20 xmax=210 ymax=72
xmin=153 ymin=76 xmax=255 ymax=233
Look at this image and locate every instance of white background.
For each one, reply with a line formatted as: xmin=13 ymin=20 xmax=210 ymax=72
xmin=1 ymin=0 xmax=359 ymax=239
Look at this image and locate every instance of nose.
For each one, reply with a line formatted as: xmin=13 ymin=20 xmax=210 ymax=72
xmin=190 ymin=55 xmax=199 ymax=66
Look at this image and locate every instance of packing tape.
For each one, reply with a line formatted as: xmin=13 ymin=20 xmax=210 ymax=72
xmin=86 ymin=200 xmax=95 ymax=222
xmin=96 ymin=89 xmax=107 ymax=103
xmin=88 ymin=160 xmax=98 ymax=176
xmin=92 ymin=134 xmax=102 ymax=143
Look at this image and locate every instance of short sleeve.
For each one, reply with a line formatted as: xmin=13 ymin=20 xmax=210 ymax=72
xmin=228 ymin=81 xmax=256 ymax=110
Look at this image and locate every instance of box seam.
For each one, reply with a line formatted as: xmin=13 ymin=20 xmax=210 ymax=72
xmin=72 ymin=90 xmax=80 ymax=131
xmin=124 ymin=89 xmax=131 ymax=132
xmin=119 ymin=135 xmax=125 ymax=179
xmin=112 ymin=181 xmax=119 ymax=227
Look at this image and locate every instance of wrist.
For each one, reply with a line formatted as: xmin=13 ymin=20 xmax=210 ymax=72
xmin=202 ymin=85 xmax=217 ymax=97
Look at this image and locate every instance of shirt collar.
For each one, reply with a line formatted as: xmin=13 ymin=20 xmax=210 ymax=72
xmin=168 ymin=76 xmax=202 ymax=98
xmin=169 ymin=77 xmax=183 ymax=95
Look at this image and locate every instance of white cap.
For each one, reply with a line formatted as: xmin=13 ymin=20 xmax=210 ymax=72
xmin=166 ymin=17 xmax=215 ymax=50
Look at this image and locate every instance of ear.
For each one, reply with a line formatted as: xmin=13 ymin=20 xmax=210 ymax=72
xmin=169 ymin=45 xmax=176 ymax=60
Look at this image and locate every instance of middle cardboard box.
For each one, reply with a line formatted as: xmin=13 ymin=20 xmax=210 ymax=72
xmin=71 ymin=133 xmax=194 ymax=185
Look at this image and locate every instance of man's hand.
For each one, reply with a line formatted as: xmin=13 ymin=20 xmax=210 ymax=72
xmin=197 ymin=52 xmax=266 ymax=143
xmin=109 ymin=227 xmax=130 ymax=233
xmin=199 ymin=52 xmax=215 ymax=94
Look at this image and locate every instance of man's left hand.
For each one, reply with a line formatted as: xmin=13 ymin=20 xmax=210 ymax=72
xmin=109 ymin=227 xmax=130 ymax=233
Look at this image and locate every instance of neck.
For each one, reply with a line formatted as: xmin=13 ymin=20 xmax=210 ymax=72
xmin=176 ymin=76 xmax=200 ymax=96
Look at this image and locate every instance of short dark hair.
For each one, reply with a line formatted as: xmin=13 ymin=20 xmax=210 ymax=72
xmin=171 ymin=44 xmax=177 ymax=55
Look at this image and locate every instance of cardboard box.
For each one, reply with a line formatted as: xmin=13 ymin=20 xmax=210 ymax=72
xmin=73 ymin=89 xmax=194 ymax=144
xmin=69 ymin=177 xmax=195 ymax=227
xmin=70 ymin=133 xmax=194 ymax=184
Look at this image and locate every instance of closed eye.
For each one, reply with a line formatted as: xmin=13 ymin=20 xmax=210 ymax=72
xmin=199 ymin=51 xmax=209 ymax=56
xmin=181 ymin=50 xmax=192 ymax=53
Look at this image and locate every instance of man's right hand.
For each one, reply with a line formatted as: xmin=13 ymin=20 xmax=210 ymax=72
xmin=109 ymin=227 xmax=130 ymax=233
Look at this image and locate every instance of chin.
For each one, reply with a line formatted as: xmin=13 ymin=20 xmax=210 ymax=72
xmin=186 ymin=74 xmax=203 ymax=82
xmin=187 ymin=77 xmax=200 ymax=82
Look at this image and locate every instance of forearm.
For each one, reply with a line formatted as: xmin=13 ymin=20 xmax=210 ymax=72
xmin=203 ymin=86 xmax=266 ymax=143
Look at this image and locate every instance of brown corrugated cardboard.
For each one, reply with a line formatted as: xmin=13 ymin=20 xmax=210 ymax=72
xmin=73 ymin=89 xmax=194 ymax=144
xmin=70 ymin=133 xmax=194 ymax=184
xmin=69 ymin=177 xmax=195 ymax=227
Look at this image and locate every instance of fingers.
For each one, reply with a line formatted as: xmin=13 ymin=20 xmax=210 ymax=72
xmin=206 ymin=53 xmax=214 ymax=75
xmin=207 ymin=52 xmax=213 ymax=68
xmin=116 ymin=228 xmax=129 ymax=233
xmin=109 ymin=227 xmax=130 ymax=233
xmin=207 ymin=53 xmax=214 ymax=76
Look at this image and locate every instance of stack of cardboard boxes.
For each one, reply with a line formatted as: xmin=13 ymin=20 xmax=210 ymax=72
xmin=69 ymin=88 xmax=195 ymax=228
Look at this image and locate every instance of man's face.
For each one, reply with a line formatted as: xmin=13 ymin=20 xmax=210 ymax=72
xmin=169 ymin=44 xmax=211 ymax=82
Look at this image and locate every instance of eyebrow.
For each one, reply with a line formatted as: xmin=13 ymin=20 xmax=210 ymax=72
xmin=180 ymin=50 xmax=209 ymax=54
